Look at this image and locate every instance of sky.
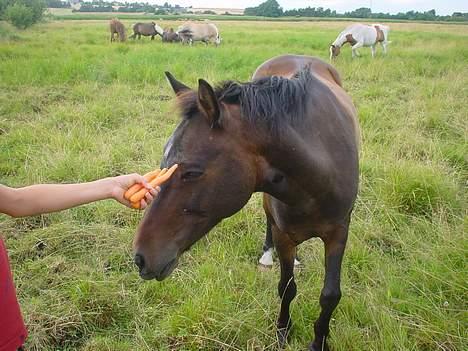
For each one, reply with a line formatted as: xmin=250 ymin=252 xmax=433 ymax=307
xmin=167 ymin=1 xmax=468 ymax=16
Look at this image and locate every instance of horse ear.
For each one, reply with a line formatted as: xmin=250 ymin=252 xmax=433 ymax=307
xmin=198 ymin=79 xmax=220 ymax=128
xmin=165 ymin=71 xmax=190 ymax=95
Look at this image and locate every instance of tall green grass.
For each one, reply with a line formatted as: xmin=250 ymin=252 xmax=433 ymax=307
xmin=0 ymin=20 xmax=466 ymax=350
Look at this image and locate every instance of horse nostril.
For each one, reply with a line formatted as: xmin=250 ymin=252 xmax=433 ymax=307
xmin=134 ymin=254 xmax=145 ymax=270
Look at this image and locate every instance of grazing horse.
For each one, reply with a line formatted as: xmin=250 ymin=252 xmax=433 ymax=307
xmin=109 ymin=18 xmax=126 ymax=42
xmin=330 ymin=23 xmax=390 ymax=59
xmin=176 ymin=22 xmax=221 ymax=46
xmin=162 ymin=28 xmax=181 ymax=43
xmin=129 ymin=22 xmax=164 ymax=40
xmin=133 ymin=55 xmax=359 ymax=350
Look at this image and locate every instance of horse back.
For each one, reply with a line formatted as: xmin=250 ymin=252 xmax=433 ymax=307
xmin=253 ymin=55 xmax=359 ymax=146
xmin=252 ymin=55 xmax=341 ymax=86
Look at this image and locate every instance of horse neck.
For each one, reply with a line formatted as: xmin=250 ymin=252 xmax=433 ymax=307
xmin=154 ymin=24 xmax=164 ymax=36
xmin=333 ymin=34 xmax=347 ymax=47
xmin=242 ymin=121 xmax=330 ymax=205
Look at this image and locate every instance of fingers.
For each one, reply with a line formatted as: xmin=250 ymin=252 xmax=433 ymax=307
xmin=130 ymin=173 xmax=150 ymax=189
xmin=118 ymin=173 xmax=163 ymax=210
xmin=151 ymin=186 xmax=161 ymax=196
xmin=133 ymin=185 xmax=160 ymax=210
xmin=145 ymin=191 xmax=154 ymax=203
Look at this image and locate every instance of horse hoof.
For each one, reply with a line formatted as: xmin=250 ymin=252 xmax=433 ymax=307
xmin=308 ymin=341 xmax=330 ymax=351
xmin=276 ymin=327 xmax=290 ymax=349
xmin=259 ymin=248 xmax=274 ymax=266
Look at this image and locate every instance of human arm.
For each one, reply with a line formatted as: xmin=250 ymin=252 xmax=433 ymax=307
xmin=0 ymin=174 xmax=158 ymax=218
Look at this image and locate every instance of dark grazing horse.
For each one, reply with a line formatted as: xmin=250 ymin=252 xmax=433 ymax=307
xmin=133 ymin=55 xmax=359 ymax=350
xmin=109 ymin=18 xmax=126 ymax=42
xmin=129 ymin=22 xmax=163 ymax=40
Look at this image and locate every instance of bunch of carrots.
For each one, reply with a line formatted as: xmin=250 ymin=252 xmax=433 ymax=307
xmin=124 ymin=164 xmax=178 ymax=208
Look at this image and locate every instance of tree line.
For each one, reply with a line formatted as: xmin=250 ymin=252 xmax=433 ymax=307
xmin=2 ymin=0 xmax=467 ymax=31
xmin=245 ymin=0 xmax=468 ymax=21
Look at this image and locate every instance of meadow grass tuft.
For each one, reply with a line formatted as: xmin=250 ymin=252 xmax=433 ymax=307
xmin=0 ymin=20 xmax=467 ymax=350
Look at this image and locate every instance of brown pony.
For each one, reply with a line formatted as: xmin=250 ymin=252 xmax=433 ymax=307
xmin=133 ymin=55 xmax=359 ymax=350
xmin=109 ymin=18 xmax=126 ymax=42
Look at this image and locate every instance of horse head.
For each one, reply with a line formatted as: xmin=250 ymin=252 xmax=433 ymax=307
xmin=329 ymin=44 xmax=340 ymax=60
xmin=133 ymin=73 xmax=258 ymax=281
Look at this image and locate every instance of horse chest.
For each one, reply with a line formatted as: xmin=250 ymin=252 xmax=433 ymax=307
xmin=267 ymin=195 xmax=327 ymax=237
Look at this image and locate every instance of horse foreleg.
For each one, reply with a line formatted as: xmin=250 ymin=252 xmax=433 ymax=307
xmin=309 ymin=222 xmax=349 ymax=351
xmin=371 ymin=45 xmax=376 ymax=58
xmin=272 ymin=225 xmax=297 ymax=348
xmin=351 ymin=42 xmax=363 ymax=58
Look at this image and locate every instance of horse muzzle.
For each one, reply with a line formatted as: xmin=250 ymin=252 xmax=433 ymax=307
xmin=134 ymin=253 xmax=179 ymax=281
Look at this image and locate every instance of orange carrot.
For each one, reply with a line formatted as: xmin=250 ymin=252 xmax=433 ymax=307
xmin=124 ymin=168 xmax=164 ymax=200
xmin=149 ymin=164 xmax=178 ymax=187
xmin=129 ymin=164 xmax=178 ymax=204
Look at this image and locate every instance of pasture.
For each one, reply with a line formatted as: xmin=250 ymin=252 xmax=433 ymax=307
xmin=0 ymin=19 xmax=467 ymax=350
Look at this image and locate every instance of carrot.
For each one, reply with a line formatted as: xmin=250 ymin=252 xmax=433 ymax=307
xmin=129 ymin=164 xmax=178 ymax=204
xmin=124 ymin=168 xmax=164 ymax=200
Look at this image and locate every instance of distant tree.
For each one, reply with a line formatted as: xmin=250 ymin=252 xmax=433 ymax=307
xmin=346 ymin=7 xmax=372 ymax=18
xmin=0 ymin=0 xmax=45 ymax=28
xmin=46 ymin=0 xmax=69 ymax=8
xmin=5 ymin=3 xmax=34 ymax=28
xmin=0 ymin=0 xmax=13 ymax=16
xmin=245 ymin=0 xmax=282 ymax=17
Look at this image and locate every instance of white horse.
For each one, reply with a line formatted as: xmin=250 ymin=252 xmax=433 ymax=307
xmin=330 ymin=23 xmax=390 ymax=59
xmin=176 ymin=22 xmax=221 ymax=46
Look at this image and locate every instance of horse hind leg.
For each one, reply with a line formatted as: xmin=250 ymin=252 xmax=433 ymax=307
xmin=259 ymin=219 xmax=274 ymax=266
xmin=259 ymin=219 xmax=301 ymax=267
xmin=309 ymin=222 xmax=349 ymax=351
xmin=382 ymin=42 xmax=388 ymax=55
xmin=272 ymin=224 xmax=297 ymax=348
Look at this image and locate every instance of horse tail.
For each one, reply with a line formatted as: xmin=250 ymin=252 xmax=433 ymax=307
xmin=178 ymin=28 xmax=192 ymax=35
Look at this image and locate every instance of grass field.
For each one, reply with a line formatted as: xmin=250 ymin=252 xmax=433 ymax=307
xmin=0 ymin=19 xmax=467 ymax=350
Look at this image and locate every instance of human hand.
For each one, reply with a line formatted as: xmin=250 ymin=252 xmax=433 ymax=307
xmin=109 ymin=173 xmax=160 ymax=209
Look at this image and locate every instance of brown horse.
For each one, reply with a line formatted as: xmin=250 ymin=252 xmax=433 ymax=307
xmin=133 ymin=54 xmax=359 ymax=350
xmin=109 ymin=18 xmax=126 ymax=42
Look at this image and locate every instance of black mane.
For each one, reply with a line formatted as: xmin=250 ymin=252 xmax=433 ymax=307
xmin=218 ymin=68 xmax=313 ymax=131
xmin=177 ymin=68 xmax=314 ymax=132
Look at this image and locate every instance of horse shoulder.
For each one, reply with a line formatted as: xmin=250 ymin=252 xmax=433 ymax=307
xmin=310 ymin=68 xmax=359 ymax=149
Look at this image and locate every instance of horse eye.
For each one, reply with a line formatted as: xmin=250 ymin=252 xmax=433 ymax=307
xmin=182 ymin=171 xmax=204 ymax=180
